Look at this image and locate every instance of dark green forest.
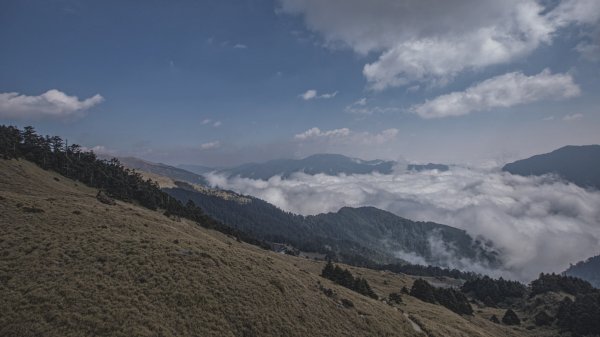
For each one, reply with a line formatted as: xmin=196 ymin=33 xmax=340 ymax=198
xmin=321 ymin=261 xmax=378 ymax=299
xmin=410 ymin=279 xmax=473 ymax=315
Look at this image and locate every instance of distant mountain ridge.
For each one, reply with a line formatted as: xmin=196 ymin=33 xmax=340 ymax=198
xmin=117 ymin=156 xmax=209 ymax=186
xmin=217 ymin=153 xmax=449 ymax=180
xmin=564 ymin=255 xmax=600 ymax=288
xmin=502 ymin=145 xmax=600 ymax=190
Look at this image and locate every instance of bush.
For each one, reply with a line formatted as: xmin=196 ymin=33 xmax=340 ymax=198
xmin=341 ymin=298 xmax=354 ymax=308
xmin=388 ymin=292 xmax=402 ymax=304
xmin=410 ymin=279 xmax=437 ymax=304
xmin=321 ymin=261 xmax=377 ymax=299
xmin=534 ymin=311 xmax=553 ymax=326
xmin=502 ymin=309 xmax=520 ymax=325
xmin=411 ymin=279 xmax=473 ymax=315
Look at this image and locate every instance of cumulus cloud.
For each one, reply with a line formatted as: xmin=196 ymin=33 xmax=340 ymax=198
xmin=346 ymin=105 xmax=400 ymax=116
xmin=206 ymin=167 xmax=600 ymax=281
xmin=200 ymin=141 xmax=221 ymax=150
xmin=80 ymin=145 xmax=116 ymax=156
xmin=344 ymin=97 xmax=401 ymax=115
xmin=0 ymin=89 xmax=104 ymax=120
xmin=293 ymin=127 xmax=399 ymax=146
xmin=278 ymin=0 xmax=600 ymax=89
xmin=410 ymin=69 xmax=581 ymax=119
xmin=299 ymin=89 xmax=338 ymax=100
xmin=201 ymin=119 xmax=222 ymax=127
xmin=233 ymin=43 xmax=248 ymax=49
xmin=563 ymin=113 xmax=584 ymax=121
xmin=294 ymin=127 xmax=350 ymax=140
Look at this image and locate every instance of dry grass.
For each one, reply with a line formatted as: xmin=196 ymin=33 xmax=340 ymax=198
xmin=0 ymin=159 xmax=562 ymax=337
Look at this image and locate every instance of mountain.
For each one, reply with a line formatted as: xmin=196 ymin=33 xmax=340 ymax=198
xmin=1 ymin=126 xmax=593 ymax=337
xmin=219 ymin=154 xmax=395 ymax=180
xmin=218 ymin=153 xmax=448 ymax=180
xmin=163 ymin=182 xmax=499 ymax=269
xmin=1 ymin=158 xmax=537 ymax=337
xmin=408 ymin=163 xmax=450 ymax=172
xmin=117 ymin=156 xmax=209 ymax=186
xmin=564 ymin=255 xmax=600 ymax=288
xmin=177 ymin=163 xmax=217 ymax=175
xmin=502 ymin=145 xmax=600 ymax=190
xmin=307 ymin=206 xmax=498 ymax=267
xmin=0 ymin=159 xmax=418 ymax=336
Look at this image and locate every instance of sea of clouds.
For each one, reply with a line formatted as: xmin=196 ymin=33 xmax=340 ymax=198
xmin=206 ymin=167 xmax=600 ymax=281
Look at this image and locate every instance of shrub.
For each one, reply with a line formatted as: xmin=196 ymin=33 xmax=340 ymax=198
xmin=502 ymin=309 xmax=520 ymax=325
xmin=388 ymin=292 xmax=402 ymax=304
xmin=534 ymin=311 xmax=553 ymax=326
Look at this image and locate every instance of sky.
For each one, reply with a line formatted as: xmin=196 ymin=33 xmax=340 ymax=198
xmin=1 ymin=0 xmax=599 ymax=167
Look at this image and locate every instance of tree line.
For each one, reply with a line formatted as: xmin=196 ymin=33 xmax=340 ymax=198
xmin=321 ymin=261 xmax=378 ymax=299
xmin=0 ymin=125 xmax=268 ymax=249
xmin=410 ymin=279 xmax=473 ymax=315
xmin=461 ymin=276 xmax=527 ymax=307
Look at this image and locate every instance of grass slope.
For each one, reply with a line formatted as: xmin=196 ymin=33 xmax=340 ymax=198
xmin=0 ymin=159 xmax=557 ymax=337
xmin=0 ymin=159 xmax=417 ymax=337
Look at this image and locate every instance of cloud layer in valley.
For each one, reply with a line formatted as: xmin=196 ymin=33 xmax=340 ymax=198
xmin=206 ymin=167 xmax=600 ymax=281
xmin=0 ymin=89 xmax=104 ymax=120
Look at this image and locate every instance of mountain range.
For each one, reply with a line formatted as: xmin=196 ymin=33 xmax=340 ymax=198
xmin=2 ymin=158 xmax=550 ymax=337
xmin=175 ymin=153 xmax=449 ymax=180
xmin=162 ymin=179 xmax=499 ymax=270
xmin=113 ymin=154 xmax=494 ymax=269
xmin=2 ymin=125 xmax=598 ymax=337
xmin=502 ymin=145 xmax=600 ymax=190
xmin=116 ymin=156 xmax=209 ymax=186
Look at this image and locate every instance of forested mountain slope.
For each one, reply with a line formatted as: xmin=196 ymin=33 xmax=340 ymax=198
xmin=164 ymin=185 xmax=499 ymax=269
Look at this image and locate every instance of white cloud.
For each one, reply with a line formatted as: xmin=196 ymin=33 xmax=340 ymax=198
xmin=279 ymin=0 xmax=600 ymax=90
xmin=294 ymin=127 xmax=350 ymax=140
xmin=80 ymin=145 xmax=116 ymax=156
xmin=299 ymin=89 xmax=338 ymax=100
xmin=206 ymin=167 xmax=600 ymax=281
xmin=353 ymin=97 xmax=367 ymax=106
xmin=300 ymin=89 xmax=317 ymax=100
xmin=410 ymin=69 xmax=581 ymax=119
xmin=202 ymin=119 xmax=222 ymax=127
xmin=0 ymin=89 xmax=104 ymax=120
xmin=200 ymin=141 xmax=221 ymax=150
xmin=233 ymin=43 xmax=248 ymax=49
xmin=563 ymin=113 xmax=583 ymax=121
xmin=345 ymin=98 xmax=400 ymax=115
xmin=293 ymin=127 xmax=398 ymax=145
xmin=576 ymin=41 xmax=600 ymax=61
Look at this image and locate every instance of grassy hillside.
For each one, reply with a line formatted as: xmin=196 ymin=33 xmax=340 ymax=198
xmin=0 ymin=159 xmax=560 ymax=337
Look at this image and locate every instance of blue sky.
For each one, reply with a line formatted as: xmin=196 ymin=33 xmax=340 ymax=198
xmin=1 ymin=0 xmax=599 ymax=166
